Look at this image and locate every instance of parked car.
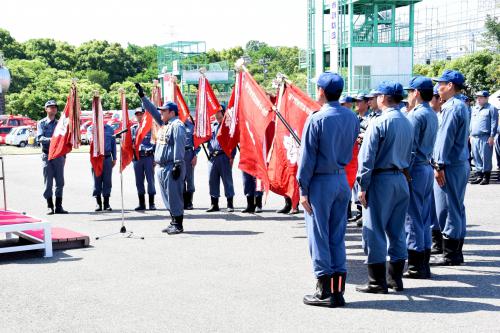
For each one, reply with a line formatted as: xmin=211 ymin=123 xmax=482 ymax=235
xmin=0 ymin=126 xmax=15 ymax=145
xmin=80 ymin=120 xmax=92 ymax=145
xmin=0 ymin=115 xmax=36 ymax=128
xmin=5 ymin=126 xmax=32 ymax=147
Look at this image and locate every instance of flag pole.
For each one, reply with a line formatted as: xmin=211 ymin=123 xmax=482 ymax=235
xmin=118 ymin=88 xmax=126 ymax=233
xmin=273 ymin=74 xmax=301 ymax=146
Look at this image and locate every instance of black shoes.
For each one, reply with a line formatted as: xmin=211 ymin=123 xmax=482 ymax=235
xmin=95 ymin=196 xmax=103 ymax=212
xmin=255 ymin=196 xmax=263 ymax=213
xmin=276 ymin=197 xmax=292 ymax=214
xmin=163 ymin=215 xmax=184 ymax=234
xmin=46 ymin=198 xmax=54 ymax=215
xmin=303 ymin=275 xmax=333 ymax=307
xmin=356 ymin=262 xmax=389 ymax=294
xmin=135 ymin=194 xmax=146 ymax=211
xmin=403 ymin=250 xmax=428 ymax=279
xmin=241 ymin=196 xmax=256 ymax=213
xmin=227 ymin=197 xmax=234 ymax=212
xmin=479 ymin=172 xmax=490 ymax=185
xmin=183 ymin=192 xmax=193 ymax=210
xmin=331 ymin=272 xmax=346 ymax=307
xmin=103 ymin=196 xmax=112 ymax=211
xmin=470 ymin=172 xmax=483 ymax=184
xmin=149 ymin=194 xmax=156 ymax=210
xmin=387 ymin=260 xmax=405 ymax=291
xmin=431 ymin=230 xmax=443 ymax=254
xmin=430 ymin=237 xmax=462 ymax=266
xmin=206 ymin=197 xmax=220 ymax=212
xmin=54 ymin=197 xmax=68 ymax=214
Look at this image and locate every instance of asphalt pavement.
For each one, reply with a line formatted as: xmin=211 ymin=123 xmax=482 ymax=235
xmin=0 ymin=151 xmax=499 ymax=332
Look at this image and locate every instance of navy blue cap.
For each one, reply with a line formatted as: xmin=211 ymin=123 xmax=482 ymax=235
xmin=158 ymin=101 xmax=178 ymax=113
xmin=475 ymin=90 xmax=490 ymax=97
xmin=404 ymin=76 xmax=434 ymax=91
xmin=432 ymin=70 xmax=465 ymax=87
xmin=340 ymin=95 xmax=354 ymax=103
xmin=354 ymin=93 xmax=369 ymax=101
xmin=373 ymin=81 xmax=404 ymax=97
xmin=44 ymin=100 xmax=57 ymax=108
xmin=433 ymin=83 xmax=439 ymax=96
xmin=366 ymin=90 xmax=379 ymax=98
xmin=314 ymin=72 xmax=344 ymax=95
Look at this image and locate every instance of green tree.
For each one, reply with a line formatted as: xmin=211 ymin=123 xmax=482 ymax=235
xmin=5 ymin=58 xmax=47 ymax=93
xmin=0 ymin=29 xmax=25 ymax=60
xmin=22 ymin=39 xmax=76 ymax=70
xmin=482 ymin=14 xmax=500 ymax=51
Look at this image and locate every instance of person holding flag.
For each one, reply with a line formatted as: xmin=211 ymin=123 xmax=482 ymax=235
xmin=135 ymin=83 xmax=187 ymax=235
xmin=37 ymin=100 xmax=68 ymax=215
xmin=131 ymin=107 xmax=156 ymax=211
xmin=298 ymin=72 xmax=359 ymax=308
xmin=183 ymin=117 xmax=200 ymax=210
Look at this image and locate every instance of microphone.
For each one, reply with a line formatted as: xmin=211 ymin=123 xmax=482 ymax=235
xmin=113 ymin=127 xmax=129 ymax=138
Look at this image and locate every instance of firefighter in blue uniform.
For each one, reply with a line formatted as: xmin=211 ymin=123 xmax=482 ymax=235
xmin=206 ymin=106 xmax=235 ymax=212
xmin=241 ymin=172 xmax=263 ymax=213
xmin=136 ymin=83 xmax=186 ymax=234
xmin=298 ymin=72 xmax=359 ymax=307
xmin=430 ymin=70 xmax=470 ymax=266
xmin=469 ymin=90 xmax=498 ymax=185
xmin=183 ymin=117 xmax=200 ymax=210
xmin=356 ymin=81 xmax=413 ymax=294
xmin=37 ymin=100 xmax=68 ymax=215
xmin=93 ymin=123 xmax=117 ymax=211
xmin=496 ymin=95 xmax=500 ymax=180
xmin=402 ymin=76 xmax=438 ymax=279
xmin=131 ymin=107 xmax=156 ymax=211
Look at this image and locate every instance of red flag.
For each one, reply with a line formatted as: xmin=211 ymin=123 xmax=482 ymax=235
xmin=346 ymin=144 xmax=359 ymax=189
xmin=90 ymin=96 xmax=105 ymax=177
xmin=194 ymin=76 xmax=221 ymax=148
xmin=217 ymin=71 xmax=242 ymax=157
xmin=163 ymin=74 xmax=190 ymax=122
xmin=119 ymin=91 xmax=133 ymax=172
xmin=135 ymin=110 xmax=153 ymax=160
xmin=267 ymin=83 xmax=320 ymax=207
xmin=48 ymin=84 xmax=81 ymax=160
xmin=237 ymin=71 xmax=275 ymax=192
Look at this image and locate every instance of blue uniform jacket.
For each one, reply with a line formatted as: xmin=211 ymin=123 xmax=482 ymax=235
xmin=103 ymin=124 xmax=117 ymax=160
xmin=357 ymin=107 xmax=413 ymax=191
xmin=208 ymin=122 xmax=236 ymax=158
xmin=406 ymin=102 xmax=439 ymax=166
xmin=184 ymin=120 xmax=201 ymax=155
xmin=131 ymin=124 xmax=155 ymax=154
xmin=142 ymin=97 xmax=186 ymax=165
xmin=297 ymin=101 xmax=359 ymax=196
xmin=470 ymin=102 xmax=498 ymax=137
xmin=37 ymin=117 xmax=57 ymax=152
xmin=432 ymin=95 xmax=470 ymax=166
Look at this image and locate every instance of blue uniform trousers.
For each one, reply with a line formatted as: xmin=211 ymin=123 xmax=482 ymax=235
xmin=184 ymin=149 xmax=196 ymax=193
xmin=405 ymin=164 xmax=434 ymax=251
xmin=430 ymin=190 xmax=440 ymax=231
xmin=42 ymin=153 xmax=65 ymax=199
xmin=133 ymin=155 xmax=156 ymax=195
xmin=306 ymin=173 xmax=350 ymax=277
xmin=433 ymin=163 xmax=469 ymax=239
xmin=471 ymin=135 xmax=493 ymax=172
xmin=242 ymin=172 xmax=263 ymax=197
xmin=362 ymin=172 xmax=409 ymax=264
xmin=208 ymin=154 xmax=234 ymax=198
xmin=495 ymin=134 xmax=500 ymax=169
xmin=156 ymin=162 xmax=186 ymax=217
xmin=93 ymin=156 xmax=112 ymax=197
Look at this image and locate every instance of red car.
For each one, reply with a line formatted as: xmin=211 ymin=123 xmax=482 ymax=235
xmin=0 ymin=115 xmax=36 ymax=128
xmin=0 ymin=126 xmax=14 ymax=145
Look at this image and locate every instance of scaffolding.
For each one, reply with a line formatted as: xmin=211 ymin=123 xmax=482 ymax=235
xmin=413 ymin=0 xmax=500 ymax=64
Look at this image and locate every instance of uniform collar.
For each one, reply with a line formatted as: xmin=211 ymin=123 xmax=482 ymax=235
xmin=167 ymin=116 xmax=178 ymax=124
xmin=326 ymin=101 xmax=341 ymax=107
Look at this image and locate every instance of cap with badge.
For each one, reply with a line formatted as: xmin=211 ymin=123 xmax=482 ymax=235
xmin=135 ymin=107 xmax=144 ymax=115
xmin=432 ymin=69 xmax=465 ymax=88
xmin=404 ymin=76 xmax=434 ymax=91
xmin=312 ymin=72 xmax=344 ymax=95
xmin=475 ymin=90 xmax=490 ymax=98
xmin=340 ymin=95 xmax=355 ymax=104
xmin=44 ymin=100 xmax=58 ymax=108
xmin=373 ymin=81 xmax=404 ymax=97
xmin=158 ymin=101 xmax=178 ymax=113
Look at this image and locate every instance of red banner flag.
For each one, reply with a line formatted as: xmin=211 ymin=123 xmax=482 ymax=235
xmin=237 ymin=71 xmax=275 ymax=191
xmin=194 ymin=76 xmax=221 ymax=148
xmin=119 ymin=91 xmax=134 ymax=172
xmin=267 ymin=83 xmax=320 ymax=207
xmin=217 ymin=71 xmax=242 ymax=157
xmin=163 ymin=74 xmax=190 ymax=122
xmin=346 ymin=144 xmax=359 ymax=189
xmin=90 ymin=95 xmax=105 ymax=177
xmin=48 ymin=83 xmax=81 ymax=160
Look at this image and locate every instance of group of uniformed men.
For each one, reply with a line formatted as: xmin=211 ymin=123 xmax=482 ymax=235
xmin=298 ymin=69 xmax=498 ymax=308
xmin=37 ymin=70 xmax=497 ymax=305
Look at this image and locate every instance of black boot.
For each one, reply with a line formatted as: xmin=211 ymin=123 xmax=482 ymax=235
xmin=470 ymin=172 xmax=483 ymax=184
xmin=103 ymin=196 xmax=112 ymax=211
xmin=276 ymin=197 xmax=292 ymax=214
xmin=290 ymin=205 xmax=300 ymax=214
xmin=387 ymin=260 xmax=405 ymax=291
xmin=303 ymin=275 xmax=333 ymax=307
xmin=149 ymin=194 xmax=156 ymax=210
xmin=206 ymin=197 xmax=220 ymax=212
xmin=135 ymin=194 xmax=146 ymax=211
xmin=227 ymin=197 xmax=234 ymax=212
xmin=458 ymin=238 xmax=465 ymax=264
xmin=46 ymin=197 xmax=54 ymax=215
xmin=241 ymin=196 xmax=256 ymax=213
xmin=185 ymin=192 xmax=193 ymax=210
xmin=331 ymin=272 xmax=347 ymax=307
xmin=95 ymin=196 xmax=103 ymax=212
xmin=424 ymin=249 xmax=432 ymax=278
xmin=356 ymin=263 xmax=388 ymax=294
xmin=430 ymin=237 xmax=462 ymax=266
xmin=431 ymin=229 xmax=443 ymax=254
xmin=163 ymin=215 xmax=184 ymax=234
xmin=54 ymin=197 xmax=68 ymax=214
xmin=479 ymin=172 xmax=490 ymax=185
xmin=403 ymin=250 xmax=427 ymax=279
xmin=183 ymin=192 xmax=189 ymax=209
xmin=255 ymin=196 xmax=263 ymax=213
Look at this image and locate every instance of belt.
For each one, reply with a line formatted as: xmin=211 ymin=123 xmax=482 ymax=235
xmin=471 ymin=133 xmax=489 ymax=138
xmin=185 ymin=147 xmax=194 ymax=151
xmin=373 ymin=167 xmax=401 ymax=175
xmin=139 ymin=150 xmax=154 ymax=157
xmin=210 ymin=150 xmax=225 ymax=158
xmin=104 ymin=154 xmax=112 ymax=158
xmin=314 ymin=169 xmax=345 ymax=175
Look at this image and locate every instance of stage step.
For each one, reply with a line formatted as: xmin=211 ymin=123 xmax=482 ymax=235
xmin=20 ymin=227 xmax=90 ymax=250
